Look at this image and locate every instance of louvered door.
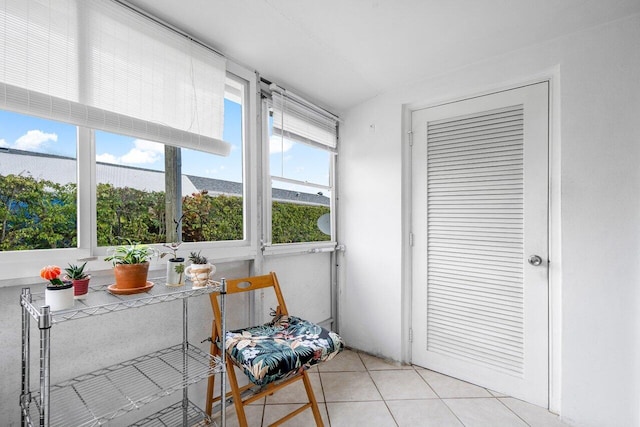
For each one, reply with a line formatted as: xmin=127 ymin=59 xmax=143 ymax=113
xmin=411 ymin=83 xmax=549 ymax=407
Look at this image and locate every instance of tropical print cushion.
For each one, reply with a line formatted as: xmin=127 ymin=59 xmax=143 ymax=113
xmin=225 ymin=315 xmax=344 ymax=386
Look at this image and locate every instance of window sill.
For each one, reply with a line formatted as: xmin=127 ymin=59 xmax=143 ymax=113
xmin=262 ymin=241 xmax=339 ymax=257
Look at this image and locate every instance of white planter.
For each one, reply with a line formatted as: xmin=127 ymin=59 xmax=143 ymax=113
xmin=166 ymin=258 xmax=186 ymax=287
xmin=44 ymin=284 xmax=74 ymax=311
xmin=185 ymin=263 xmax=216 ymax=288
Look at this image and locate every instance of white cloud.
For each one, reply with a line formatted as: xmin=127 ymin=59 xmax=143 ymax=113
xmin=133 ymin=139 xmax=164 ymax=154
xmin=0 ymin=139 xmax=8 ymax=147
xmin=120 ymin=147 xmax=161 ymax=165
xmin=205 ymin=165 xmax=226 ymax=176
xmin=97 ymin=139 xmax=163 ymax=166
xmin=269 ymin=135 xmax=293 ymax=154
xmin=96 ymin=153 xmax=118 ymax=163
xmin=14 ymin=130 xmax=58 ymax=150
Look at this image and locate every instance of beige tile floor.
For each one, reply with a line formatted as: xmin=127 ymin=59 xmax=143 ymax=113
xmin=215 ymin=349 xmax=570 ymax=427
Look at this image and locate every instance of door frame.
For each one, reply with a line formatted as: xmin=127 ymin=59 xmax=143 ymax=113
xmin=401 ymin=72 xmax=562 ymax=413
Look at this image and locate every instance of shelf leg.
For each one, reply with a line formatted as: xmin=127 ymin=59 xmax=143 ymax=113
xmin=39 ymin=305 xmax=52 ymax=427
xmin=183 ymin=297 xmax=188 ymax=426
xmin=21 ymin=289 xmax=31 ymax=427
xmin=220 ymin=279 xmax=227 ymax=427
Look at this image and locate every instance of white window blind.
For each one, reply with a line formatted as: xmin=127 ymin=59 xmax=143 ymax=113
xmin=0 ymin=0 xmax=230 ymax=156
xmin=271 ymin=91 xmax=337 ymax=152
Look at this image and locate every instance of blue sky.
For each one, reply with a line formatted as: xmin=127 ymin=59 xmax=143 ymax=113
xmin=0 ymin=99 xmax=330 ymax=190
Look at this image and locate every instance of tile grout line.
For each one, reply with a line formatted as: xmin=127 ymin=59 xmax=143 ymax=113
xmin=315 ymin=367 xmax=333 ymax=427
xmin=413 ymin=365 xmax=468 ymax=426
xmin=495 ymin=396 xmax=532 ymax=427
xmin=357 ymin=351 xmax=401 ymax=427
xmin=284 ymin=350 xmax=564 ymax=427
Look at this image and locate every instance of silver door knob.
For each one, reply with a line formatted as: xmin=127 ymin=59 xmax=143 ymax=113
xmin=528 ymin=255 xmax=543 ymax=266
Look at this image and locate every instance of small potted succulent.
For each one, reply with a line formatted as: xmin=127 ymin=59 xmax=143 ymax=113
xmin=104 ymin=239 xmax=158 ymax=294
xmin=185 ymin=251 xmax=216 ymax=288
xmin=64 ymin=262 xmax=90 ymax=299
xmin=161 ymin=241 xmax=185 ymax=287
xmin=40 ymin=265 xmax=74 ymax=311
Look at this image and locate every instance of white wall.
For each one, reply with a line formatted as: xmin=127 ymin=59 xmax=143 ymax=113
xmin=263 ymin=253 xmax=333 ymax=325
xmin=0 ymin=253 xmax=333 ymax=424
xmin=338 ymin=14 xmax=640 ymax=427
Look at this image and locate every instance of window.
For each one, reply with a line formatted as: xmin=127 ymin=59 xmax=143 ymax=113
xmin=0 ymin=0 xmax=251 ymax=264
xmin=181 ymin=95 xmax=245 ymax=244
xmin=94 ymin=89 xmax=245 ymax=247
xmin=0 ymin=75 xmax=246 ymax=253
xmin=266 ymin=91 xmax=338 ymax=245
xmin=0 ymin=111 xmax=78 ymax=251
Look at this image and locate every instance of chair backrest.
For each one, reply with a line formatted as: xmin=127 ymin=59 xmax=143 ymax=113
xmin=209 ymin=272 xmax=289 ymax=337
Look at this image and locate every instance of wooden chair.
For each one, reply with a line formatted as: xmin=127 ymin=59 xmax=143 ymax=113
xmin=205 ymin=272 xmax=344 ymax=427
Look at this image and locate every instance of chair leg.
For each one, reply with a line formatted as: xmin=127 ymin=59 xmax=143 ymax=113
xmin=205 ymin=321 xmax=219 ymax=417
xmin=216 ymin=368 xmax=324 ymax=427
xmin=302 ymin=370 xmax=324 ymax=427
xmin=205 ymin=368 xmax=216 ymax=416
xmin=227 ymin=358 xmax=249 ymax=427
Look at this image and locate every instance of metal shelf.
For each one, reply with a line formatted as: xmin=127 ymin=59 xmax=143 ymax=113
xmin=22 ymin=344 xmax=222 ymax=427
xmin=21 ymin=277 xmax=221 ymax=324
xmin=130 ymin=400 xmax=217 ymax=427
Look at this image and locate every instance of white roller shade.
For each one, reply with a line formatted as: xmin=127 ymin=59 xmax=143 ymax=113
xmin=272 ymin=92 xmax=337 ymax=151
xmin=0 ymin=0 xmax=230 ymax=156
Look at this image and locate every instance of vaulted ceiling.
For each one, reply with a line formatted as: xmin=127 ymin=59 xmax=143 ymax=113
xmin=127 ymin=0 xmax=640 ymax=113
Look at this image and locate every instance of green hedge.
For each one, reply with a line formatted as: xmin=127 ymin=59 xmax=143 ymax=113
xmin=272 ymin=201 xmax=330 ymax=243
xmin=1 ymin=174 xmax=329 ymax=250
xmin=0 ymin=174 xmax=77 ymax=250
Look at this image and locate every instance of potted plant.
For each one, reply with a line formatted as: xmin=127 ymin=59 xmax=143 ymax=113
xmin=161 ymin=242 xmax=185 ymax=287
xmin=64 ymin=262 xmax=90 ymax=299
xmin=40 ymin=265 xmax=74 ymax=311
xmin=185 ymin=251 xmax=216 ymax=288
xmin=104 ymin=240 xmax=157 ymax=294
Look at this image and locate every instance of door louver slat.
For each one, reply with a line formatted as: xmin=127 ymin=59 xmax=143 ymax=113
xmin=429 ymin=304 xmax=524 ymax=333
xmin=426 ymin=104 xmax=525 ymax=376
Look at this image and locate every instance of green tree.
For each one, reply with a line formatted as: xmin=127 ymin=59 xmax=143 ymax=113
xmin=0 ymin=174 xmax=77 ymax=250
xmin=182 ymin=191 xmax=243 ymax=241
xmin=96 ymin=183 xmax=165 ymax=246
xmin=1 ymin=177 xmax=330 ymax=251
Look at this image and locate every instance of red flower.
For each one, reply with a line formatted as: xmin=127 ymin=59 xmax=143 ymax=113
xmin=40 ymin=265 xmax=64 ymax=286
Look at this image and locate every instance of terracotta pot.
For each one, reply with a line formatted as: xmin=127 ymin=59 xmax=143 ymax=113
xmin=113 ymin=262 xmax=150 ymax=290
xmin=45 ymin=283 xmax=74 ymax=311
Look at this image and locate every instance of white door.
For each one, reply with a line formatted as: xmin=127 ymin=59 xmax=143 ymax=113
xmin=411 ymin=83 xmax=549 ymax=407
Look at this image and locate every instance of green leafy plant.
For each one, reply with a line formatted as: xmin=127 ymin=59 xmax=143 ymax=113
xmin=64 ymin=262 xmax=88 ymax=280
xmin=160 ymin=241 xmax=182 ymax=261
xmin=160 ymin=214 xmax=184 ymax=261
xmin=188 ymin=251 xmax=208 ymax=264
xmin=104 ymin=239 xmax=157 ymax=265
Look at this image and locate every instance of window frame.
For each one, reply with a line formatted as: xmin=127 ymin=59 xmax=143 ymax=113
xmin=0 ymin=63 xmax=257 ymax=286
xmin=261 ymin=96 xmax=338 ymax=256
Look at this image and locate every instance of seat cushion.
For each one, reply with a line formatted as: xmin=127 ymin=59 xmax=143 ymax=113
xmin=225 ymin=315 xmax=344 ymax=386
